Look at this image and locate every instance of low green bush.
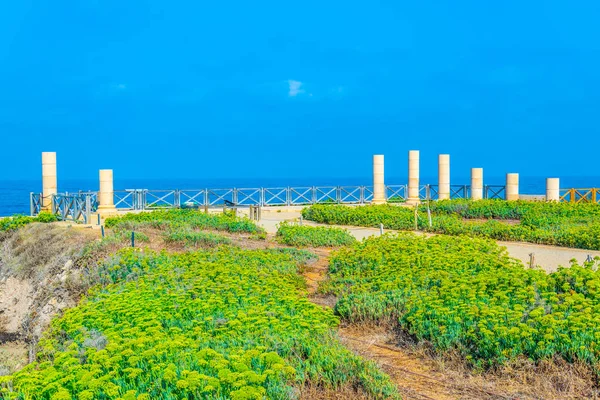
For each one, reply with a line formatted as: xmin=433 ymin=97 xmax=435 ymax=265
xmin=1 ymin=248 xmax=398 ymax=399
xmin=105 ymin=209 xmax=263 ymax=234
xmin=0 ymin=212 xmax=58 ymax=232
xmin=302 ymin=200 xmax=600 ymax=250
xmin=164 ymin=230 xmax=232 ymax=248
xmin=325 ymin=233 xmax=600 ymax=370
xmin=276 ymin=222 xmax=356 ymax=247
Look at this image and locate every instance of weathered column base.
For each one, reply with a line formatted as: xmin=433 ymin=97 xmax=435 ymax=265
xmin=506 ymin=173 xmax=520 ymax=201
xmin=42 ymin=152 xmax=57 ymax=212
xmin=372 ymin=154 xmax=386 ymax=205
xmin=97 ymin=206 xmax=118 ymax=215
xmin=407 ymin=150 xmax=420 ymax=204
xmin=471 ymin=168 xmax=484 ymax=200
xmin=438 ymin=154 xmax=450 ymax=200
xmin=546 ymin=178 xmax=560 ymax=202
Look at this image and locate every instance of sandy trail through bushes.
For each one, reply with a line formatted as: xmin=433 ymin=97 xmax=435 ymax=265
xmin=303 ymin=248 xmax=598 ymax=400
xmin=257 ymin=211 xmax=600 ymax=272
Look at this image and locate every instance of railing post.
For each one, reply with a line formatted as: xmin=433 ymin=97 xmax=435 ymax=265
xmin=312 ymin=186 xmax=317 ymax=204
xmin=233 ymin=188 xmax=238 ymax=205
xmin=85 ymin=195 xmax=92 ymax=224
xmin=205 ymin=189 xmax=209 ymax=208
xmin=30 ymin=193 xmax=35 ymax=216
xmin=143 ymin=190 xmax=148 ymax=210
xmin=174 ymin=190 xmax=181 ymax=208
xmin=286 ymin=187 xmax=291 ymax=206
xmin=336 ymin=186 xmax=341 ymax=203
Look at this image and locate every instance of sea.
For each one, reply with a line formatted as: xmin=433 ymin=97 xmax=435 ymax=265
xmin=1 ymin=176 xmax=599 ymax=217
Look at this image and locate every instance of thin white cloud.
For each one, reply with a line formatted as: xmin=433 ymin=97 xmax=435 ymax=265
xmin=113 ymin=83 xmax=127 ymax=90
xmin=288 ymin=80 xmax=304 ymax=97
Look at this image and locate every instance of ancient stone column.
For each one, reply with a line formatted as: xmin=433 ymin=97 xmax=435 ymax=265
xmin=407 ymin=150 xmax=420 ymax=204
xmin=471 ymin=168 xmax=484 ymax=200
xmin=546 ymin=178 xmax=560 ymax=202
xmin=98 ymin=169 xmax=117 ymax=213
xmin=506 ymin=173 xmax=519 ymax=201
xmin=42 ymin=152 xmax=57 ymax=211
xmin=438 ymin=154 xmax=450 ymax=200
xmin=372 ymin=155 xmax=386 ymax=204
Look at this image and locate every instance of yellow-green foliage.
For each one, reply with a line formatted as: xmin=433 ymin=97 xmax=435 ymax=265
xmin=325 ymin=233 xmax=600 ymax=369
xmin=0 ymin=212 xmax=58 ymax=232
xmin=302 ymin=200 xmax=600 ymax=250
xmin=105 ymin=209 xmax=263 ymax=234
xmin=1 ymin=248 xmax=398 ymax=399
xmin=276 ymin=222 xmax=356 ymax=247
xmin=164 ymin=230 xmax=232 ymax=248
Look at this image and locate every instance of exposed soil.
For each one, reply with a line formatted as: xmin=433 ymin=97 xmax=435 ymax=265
xmin=302 ymin=249 xmax=600 ymax=400
xmin=463 ymin=218 xmax=521 ymax=226
xmin=0 ymin=223 xmax=100 ymax=371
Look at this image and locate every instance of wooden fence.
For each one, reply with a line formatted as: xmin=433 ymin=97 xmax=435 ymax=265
xmin=560 ymin=188 xmax=600 ymax=203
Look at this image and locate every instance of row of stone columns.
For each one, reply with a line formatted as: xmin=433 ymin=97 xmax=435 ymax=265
xmin=41 ymin=152 xmax=117 ymax=214
xmin=372 ymin=152 xmax=561 ymax=203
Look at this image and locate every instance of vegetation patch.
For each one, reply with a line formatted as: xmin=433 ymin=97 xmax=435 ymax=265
xmin=1 ymin=248 xmax=398 ymax=399
xmin=276 ymin=222 xmax=356 ymax=248
xmin=323 ymin=233 xmax=600 ymax=371
xmin=105 ymin=209 xmax=264 ymax=234
xmin=0 ymin=212 xmax=58 ymax=232
xmin=164 ymin=230 xmax=233 ymax=248
xmin=302 ymin=200 xmax=600 ymax=250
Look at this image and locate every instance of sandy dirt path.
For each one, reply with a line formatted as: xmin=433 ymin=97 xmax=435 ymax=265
xmin=304 ymin=249 xmax=596 ymax=399
xmin=257 ymin=211 xmax=600 ymax=272
xmin=304 ymin=250 xmax=544 ymax=399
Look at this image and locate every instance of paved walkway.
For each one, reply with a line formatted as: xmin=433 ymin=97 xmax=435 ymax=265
xmin=256 ymin=210 xmax=600 ymax=273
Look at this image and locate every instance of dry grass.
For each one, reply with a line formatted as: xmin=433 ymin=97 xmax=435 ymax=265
xmin=304 ymin=250 xmax=600 ymax=400
xmin=0 ymin=223 xmax=94 ymax=281
xmin=339 ymin=323 xmax=600 ymax=400
xmin=299 ymin=383 xmax=374 ymax=399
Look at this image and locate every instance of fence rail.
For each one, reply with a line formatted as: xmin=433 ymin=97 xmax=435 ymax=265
xmin=51 ymin=193 xmax=97 ymax=223
xmin=560 ymin=188 xmax=600 ymax=203
xmin=29 ymin=184 xmax=515 ymax=220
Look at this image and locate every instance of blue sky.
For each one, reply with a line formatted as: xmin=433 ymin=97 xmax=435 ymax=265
xmin=1 ymin=1 xmax=599 ymax=182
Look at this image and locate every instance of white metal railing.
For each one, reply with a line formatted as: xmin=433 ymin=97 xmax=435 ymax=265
xmin=29 ymin=184 xmax=510 ymax=218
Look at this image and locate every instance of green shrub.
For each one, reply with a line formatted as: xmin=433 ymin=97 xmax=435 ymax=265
xmin=1 ymin=248 xmax=398 ymax=399
xmin=276 ymin=222 xmax=356 ymax=247
xmin=302 ymin=201 xmax=600 ymax=250
xmin=164 ymin=230 xmax=232 ymax=248
xmin=105 ymin=209 xmax=263 ymax=234
xmin=325 ymin=233 xmax=600 ymax=370
xmin=0 ymin=212 xmax=58 ymax=232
